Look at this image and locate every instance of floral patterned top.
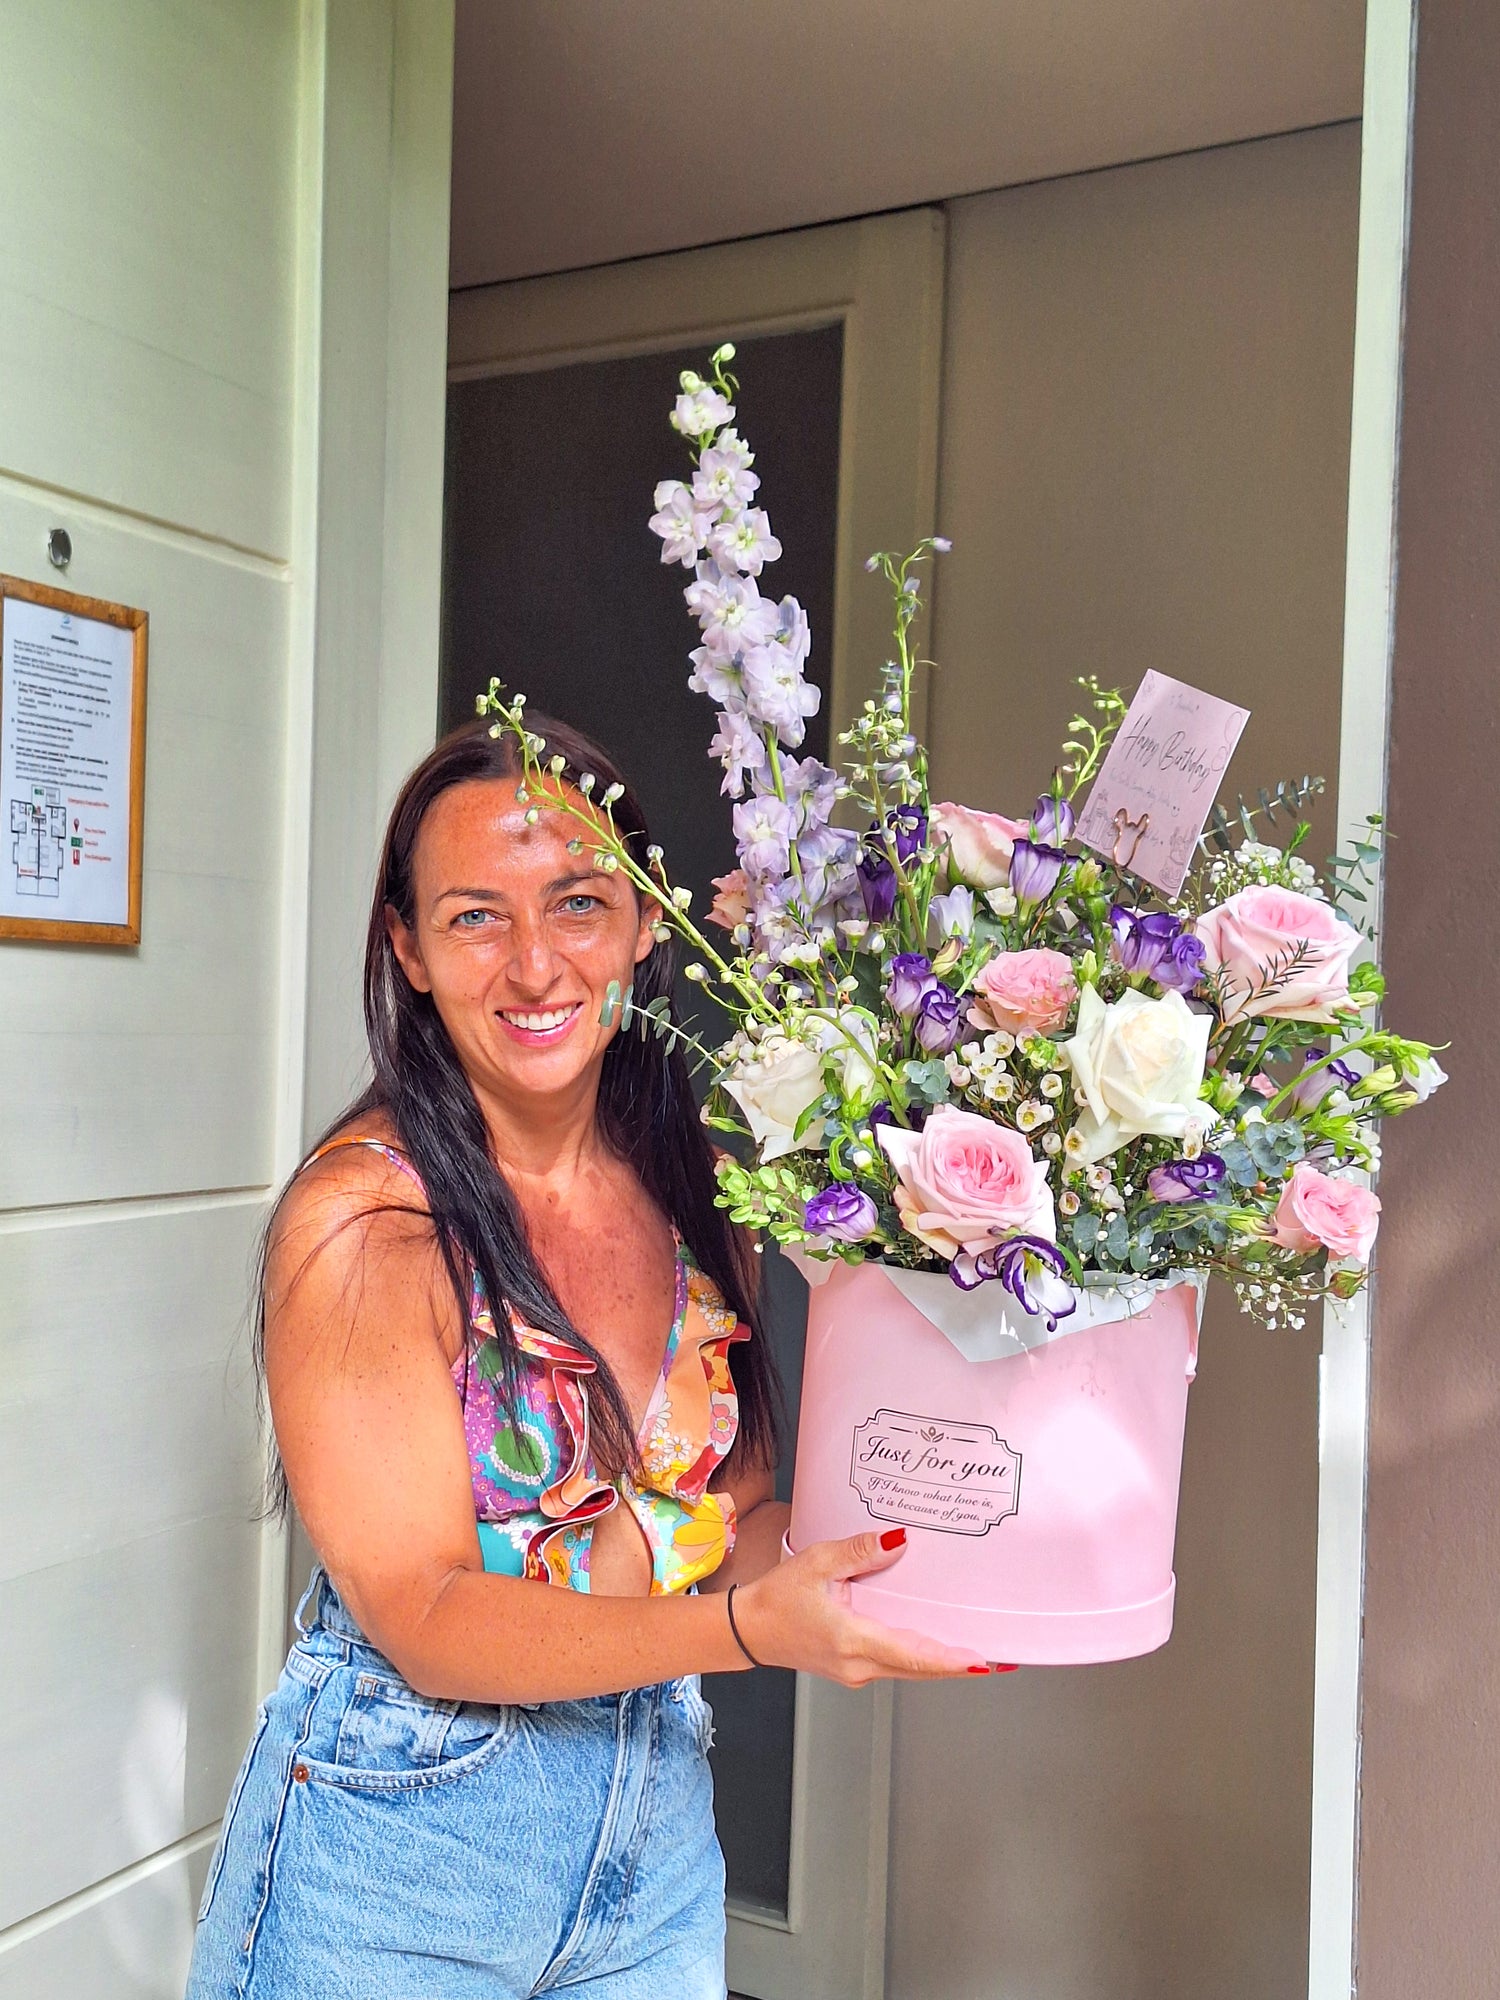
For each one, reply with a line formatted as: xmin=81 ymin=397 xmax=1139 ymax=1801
xmin=308 ymin=1138 xmax=750 ymax=1595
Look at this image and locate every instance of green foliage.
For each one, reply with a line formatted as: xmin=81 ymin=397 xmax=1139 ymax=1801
xmin=1203 ymin=775 xmax=1326 ymax=854
xmin=714 ymin=1156 xmax=812 ymax=1245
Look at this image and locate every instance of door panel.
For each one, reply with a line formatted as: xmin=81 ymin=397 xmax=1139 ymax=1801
xmin=443 ymin=325 xmax=843 ymax=1920
xmin=444 ymin=211 xmax=944 ymax=1999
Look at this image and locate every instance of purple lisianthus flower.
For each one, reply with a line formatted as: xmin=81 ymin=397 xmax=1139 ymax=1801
xmin=804 ymin=1183 xmax=880 ymax=1243
xmin=885 ymin=953 xmax=936 ymax=1017
xmin=1288 ymin=1047 xmax=1363 ymax=1111
xmin=1009 ymin=838 xmax=1066 ymax=907
xmin=913 ymin=983 xmax=965 ymax=1053
xmin=1146 ymin=1154 xmax=1227 ymax=1203
xmin=1154 ymin=929 xmax=1207 ymax=995
xmin=1109 ymin=904 xmax=1181 ymax=977
xmin=1031 ymin=792 xmax=1075 ymax=844
xmin=857 ymin=845 xmax=897 ymax=922
xmin=950 ymin=1233 xmax=1077 ymax=1332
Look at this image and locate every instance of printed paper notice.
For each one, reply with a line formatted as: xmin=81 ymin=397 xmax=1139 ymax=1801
xmin=1 ymin=596 xmax=134 ymax=925
xmin=1075 ymin=670 xmax=1251 ymax=898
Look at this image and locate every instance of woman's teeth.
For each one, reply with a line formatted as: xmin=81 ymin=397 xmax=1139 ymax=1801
xmin=501 ymin=1005 xmax=578 ymax=1032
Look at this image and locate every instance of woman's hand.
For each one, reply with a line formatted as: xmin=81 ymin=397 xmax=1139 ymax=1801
xmin=727 ymin=1528 xmax=1002 ymax=1682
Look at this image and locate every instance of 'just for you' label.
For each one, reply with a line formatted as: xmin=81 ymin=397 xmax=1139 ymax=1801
xmin=850 ymin=1411 xmax=1022 ymax=1536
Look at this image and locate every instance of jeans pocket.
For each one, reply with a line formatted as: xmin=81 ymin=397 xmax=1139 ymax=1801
xmin=196 ymin=1702 xmax=270 ymax=1927
xmin=308 ymin=1671 xmax=517 ymax=1791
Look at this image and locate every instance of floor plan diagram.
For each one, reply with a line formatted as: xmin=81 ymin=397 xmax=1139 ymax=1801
xmin=9 ymin=783 xmax=69 ymax=898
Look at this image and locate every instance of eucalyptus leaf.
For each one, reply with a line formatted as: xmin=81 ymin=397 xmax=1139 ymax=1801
xmin=1071 ymin=1211 xmax=1101 ymax=1256
xmin=1219 ymin=1139 xmax=1259 ymax=1188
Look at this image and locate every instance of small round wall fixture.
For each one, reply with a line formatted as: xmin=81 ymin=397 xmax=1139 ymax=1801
xmin=47 ymin=528 xmax=72 ymax=570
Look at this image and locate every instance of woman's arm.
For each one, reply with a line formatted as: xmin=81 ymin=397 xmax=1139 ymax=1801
xmin=267 ymin=1153 xmax=985 ymax=1703
xmin=700 ymin=1456 xmax=788 ymax=1594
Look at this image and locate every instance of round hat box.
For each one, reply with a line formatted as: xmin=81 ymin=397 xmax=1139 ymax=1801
xmin=785 ymin=1254 xmax=1205 ymax=1666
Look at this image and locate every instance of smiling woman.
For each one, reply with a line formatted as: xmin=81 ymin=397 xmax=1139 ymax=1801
xmin=184 ymin=714 xmax=984 ymax=2000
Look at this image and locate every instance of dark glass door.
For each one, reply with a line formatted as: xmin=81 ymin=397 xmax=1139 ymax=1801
xmin=441 ymin=325 xmax=844 ymax=1915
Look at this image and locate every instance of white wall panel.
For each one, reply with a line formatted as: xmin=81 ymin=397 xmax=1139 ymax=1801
xmin=0 ymin=1517 xmax=261 ymax=1929
xmin=0 ymin=1838 xmax=215 ymax=1999
xmin=0 ymin=1201 xmax=266 ymax=1578
xmin=0 ymin=1 xmax=299 ymax=557
xmin=0 ymin=487 xmax=287 ymax=1208
xmin=0 ymin=0 xmax=453 ymax=1986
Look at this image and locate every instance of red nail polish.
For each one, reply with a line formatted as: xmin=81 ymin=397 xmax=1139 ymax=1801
xmin=878 ymin=1527 xmax=906 ymax=1550
xmin=966 ymin=1664 xmax=992 ymax=1674
xmin=994 ymin=1663 xmax=1019 ymax=1673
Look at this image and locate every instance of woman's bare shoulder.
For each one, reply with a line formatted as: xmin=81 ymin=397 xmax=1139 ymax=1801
xmin=266 ymin=1117 xmax=444 ymax=1335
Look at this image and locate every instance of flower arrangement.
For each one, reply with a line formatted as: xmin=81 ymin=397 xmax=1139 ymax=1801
xmin=480 ymin=345 xmax=1445 ymax=1333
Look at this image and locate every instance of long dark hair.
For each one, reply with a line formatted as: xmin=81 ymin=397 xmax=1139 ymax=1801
xmin=256 ymin=714 xmax=780 ymax=1515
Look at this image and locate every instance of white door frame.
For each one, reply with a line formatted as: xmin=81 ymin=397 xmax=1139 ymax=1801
xmin=448 ymin=208 xmax=947 ymax=2000
xmin=1307 ymin=1 xmax=1416 ymax=1992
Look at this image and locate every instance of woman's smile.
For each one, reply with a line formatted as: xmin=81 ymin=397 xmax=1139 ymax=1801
xmin=494 ymin=1000 xmax=584 ymax=1045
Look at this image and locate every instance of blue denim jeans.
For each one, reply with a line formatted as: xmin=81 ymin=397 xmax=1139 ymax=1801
xmin=185 ymin=1571 xmax=727 ymax=1998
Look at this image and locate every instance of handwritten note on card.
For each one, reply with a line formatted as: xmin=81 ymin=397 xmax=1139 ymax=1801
xmin=1075 ymin=671 xmax=1250 ymax=897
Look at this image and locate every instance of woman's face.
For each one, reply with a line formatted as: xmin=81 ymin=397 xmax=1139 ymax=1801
xmin=387 ymin=776 xmax=657 ymax=1117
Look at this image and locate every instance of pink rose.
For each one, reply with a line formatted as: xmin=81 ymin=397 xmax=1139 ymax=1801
xmin=707 ymin=869 xmax=752 ymax=930
xmin=1270 ymin=1162 xmax=1381 ymax=1263
xmin=930 ymin=801 xmax=1031 ymax=890
xmin=1195 ymin=885 xmax=1359 ymax=1025
xmin=877 ymin=1105 xmax=1055 ymax=1259
xmin=969 ymin=948 xmax=1078 ymax=1036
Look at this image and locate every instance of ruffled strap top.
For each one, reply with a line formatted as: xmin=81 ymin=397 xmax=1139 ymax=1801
xmin=304 ymin=1135 xmax=750 ymax=1594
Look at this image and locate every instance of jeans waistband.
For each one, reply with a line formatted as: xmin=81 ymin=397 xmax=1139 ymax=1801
xmin=294 ymin=1565 xmax=372 ymax=1650
xmin=291 ymin=1566 xmax=687 ymax=1712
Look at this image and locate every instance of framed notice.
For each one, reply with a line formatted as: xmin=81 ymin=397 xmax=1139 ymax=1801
xmin=0 ymin=575 xmax=148 ymax=945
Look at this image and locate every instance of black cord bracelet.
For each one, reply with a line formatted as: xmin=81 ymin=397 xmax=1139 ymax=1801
xmin=725 ymin=1585 xmax=765 ymax=1669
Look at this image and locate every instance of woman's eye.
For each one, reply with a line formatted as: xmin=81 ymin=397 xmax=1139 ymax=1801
xmin=561 ymin=894 xmax=602 ymax=915
xmin=454 ymin=908 xmax=494 ymax=928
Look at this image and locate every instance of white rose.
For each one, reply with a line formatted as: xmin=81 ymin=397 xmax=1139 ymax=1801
xmin=723 ymin=1034 xmax=828 ymax=1160
xmin=1062 ymin=985 xmax=1212 ymax=1167
xmin=806 ymin=1006 xmax=880 ymax=1102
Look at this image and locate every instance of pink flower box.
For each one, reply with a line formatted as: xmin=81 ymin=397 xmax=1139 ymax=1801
xmin=787 ymin=1256 xmax=1205 ymax=1665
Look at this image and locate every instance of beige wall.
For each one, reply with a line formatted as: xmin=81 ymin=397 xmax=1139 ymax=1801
xmin=886 ymin=125 xmax=1361 ymax=1999
xmin=449 ymin=0 xmax=1363 ymax=287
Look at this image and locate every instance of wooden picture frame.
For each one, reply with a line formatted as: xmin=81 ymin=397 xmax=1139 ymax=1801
xmin=0 ymin=574 xmax=148 ymax=945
